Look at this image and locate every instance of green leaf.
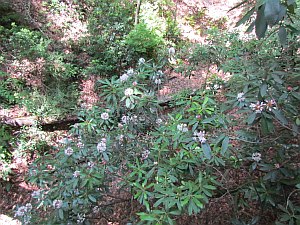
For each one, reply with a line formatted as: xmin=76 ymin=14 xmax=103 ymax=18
xmin=296 ymin=118 xmax=300 ymax=126
xmin=276 ymin=5 xmax=287 ymax=23
xmin=202 ymin=143 xmax=212 ymax=160
xmin=272 ymin=109 xmax=288 ymax=125
xmin=271 ymin=73 xmax=283 ymax=84
xmin=125 ymin=98 xmax=131 ymax=108
xmin=153 ymin=197 xmax=164 ymax=207
xmin=260 ymin=83 xmax=268 ymax=97
xmin=202 ymin=116 xmax=216 ymax=124
xmin=88 ymin=194 xmax=97 ymax=203
xmin=138 ymin=213 xmax=156 ymax=221
xmin=247 ymin=112 xmax=257 ymax=125
xmin=264 ymin=0 xmax=280 ymax=26
xmin=235 ymin=7 xmax=255 ymax=27
xmin=102 ymin=152 xmax=109 ymax=162
xmin=278 ymin=26 xmax=287 ymax=47
xmin=255 ymin=4 xmax=268 ymax=39
xmin=291 ymin=92 xmax=300 ymax=100
xmin=214 ymin=134 xmax=226 ymax=146
xmin=221 ymin=136 xmax=230 ymax=155
xmin=58 ymin=209 xmax=64 ymax=220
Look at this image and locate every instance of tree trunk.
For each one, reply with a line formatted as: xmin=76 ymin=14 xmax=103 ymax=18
xmin=134 ymin=0 xmax=142 ymax=25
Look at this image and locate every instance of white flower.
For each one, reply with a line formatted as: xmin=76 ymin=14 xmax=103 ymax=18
xmin=124 ymin=88 xmax=134 ymax=97
xmin=97 ymin=140 xmax=106 ymax=152
xmin=121 ymin=115 xmax=129 ymax=124
xmin=265 ymin=99 xmax=276 ymax=111
xmin=193 ymin=131 xmax=206 ymax=143
xmin=138 ymin=58 xmax=145 ymax=64
xmin=168 ymin=47 xmax=175 ymax=55
xmin=156 ymin=118 xmax=163 ymax=125
xmin=132 ymin=81 xmax=138 ymax=86
xmin=154 ymin=79 xmax=162 ymax=85
xmin=120 ymin=73 xmax=129 ymax=82
xmin=64 ymin=147 xmax=73 ymax=156
xmin=77 ymin=213 xmax=86 ymax=223
xmin=73 ymin=170 xmax=80 ymax=178
xmin=237 ymin=92 xmax=245 ymax=102
xmin=252 ymin=152 xmax=261 ymax=162
xmin=53 ymin=199 xmax=63 ymax=209
xmin=59 ymin=137 xmax=71 ymax=144
xmin=177 ymin=123 xmax=188 ymax=132
xmin=127 ymin=68 xmax=134 ymax=76
xmin=101 ymin=112 xmax=109 ymax=120
xmin=31 ymin=190 xmax=41 ymax=198
xmin=157 ymin=70 xmax=163 ymax=77
xmin=25 ymin=203 xmax=32 ymax=211
xmin=250 ymin=101 xmax=265 ymax=113
xmin=77 ymin=141 xmax=84 ymax=148
xmin=88 ymin=161 xmax=95 ymax=168
xmin=213 ymin=84 xmax=220 ymax=90
xmin=15 ymin=206 xmax=28 ymax=217
xmin=117 ymin=134 xmax=124 ymax=142
xmin=93 ymin=206 xmax=100 ymax=213
xmin=141 ymin=150 xmax=150 ymax=160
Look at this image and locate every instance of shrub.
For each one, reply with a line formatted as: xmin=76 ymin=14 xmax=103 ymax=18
xmin=125 ymin=23 xmax=164 ymax=59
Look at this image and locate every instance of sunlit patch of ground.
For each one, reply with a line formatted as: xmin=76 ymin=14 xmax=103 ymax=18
xmin=172 ymin=0 xmax=243 ymax=43
xmin=0 ymin=214 xmax=20 ymax=225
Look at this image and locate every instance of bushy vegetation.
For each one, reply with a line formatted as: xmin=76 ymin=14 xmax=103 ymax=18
xmin=1 ymin=0 xmax=300 ymax=224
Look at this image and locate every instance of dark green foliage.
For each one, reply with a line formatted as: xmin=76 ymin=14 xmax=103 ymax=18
xmin=84 ymin=0 xmax=135 ymax=77
xmin=233 ymin=0 xmax=299 ymax=42
xmin=0 ymin=2 xmax=24 ymax=28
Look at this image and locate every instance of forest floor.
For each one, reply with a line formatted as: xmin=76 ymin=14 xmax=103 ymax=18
xmin=0 ymin=1 xmax=265 ymax=225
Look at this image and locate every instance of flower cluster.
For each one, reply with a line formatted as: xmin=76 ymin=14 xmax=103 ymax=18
xmin=249 ymin=101 xmax=265 ymax=113
xmin=73 ymin=170 xmax=80 ymax=178
xmin=88 ymin=161 xmax=95 ymax=168
xmin=237 ymin=92 xmax=245 ymax=102
xmin=77 ymin=140 xmax=84 ymax=148
xmin=14 ymin=203 xmax=32 ymax=224
xmin=124 ymin=88 xmax=134 ymax=97
xmin=156 ymin=118 xmax=163 ymax=125
xmin=15 ymin=203 xmax=32 ymax=217
xmin=141 ymin=150 xmax=150 ymax=160
xmin=154 ymin=78 xmax=162 ymax=85
xmin=97 ymin=138 xmax=107 ymax=152
xmin=119 ymin=68 xmax=135 ymax=82
xmin=138 ymin=57 xmax=145 ymax=65
xmin=177 ymin=123 xmax=188 ymax=132
xmin=265 ymin=99 xmax=276 ymax=111
xmin=121 ymin=114 xmax=138 ymax=124
xmin=31 ymin=190 xmax=41 ymax=198
xmin=120 ymin=73 xmax=129 ymax=82
xmin=252 ymin=152 xmax=262 ymax=162
xmin=193 ymin=131 xmax=206 ymax=143
xmin=77 ymin=213 xmax=86 ymax=223
xmin=250 ymin=100 xmax=276 ymax=113
xmin=168 ymin=47 xmax=176 ymax=55
xmin=101 ymin=112 xmax=109 ymax=120
xmin=64 ymin=147 xmax=74 ymax=156
xmin=152 ymin=70 xmax=164 ymax=85
xmin=53 ymin=199 xmax=63 ymax=209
